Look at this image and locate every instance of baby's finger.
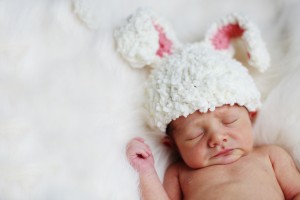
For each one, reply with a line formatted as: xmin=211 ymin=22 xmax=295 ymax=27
xmin=137 ymin=145 xmax=152 ymax=156
xmin=143 ymin=147 xmax=152 ymax=156
xmin=127 ymin=145 xmax=147 ymax=156
xmin=134 ymin=137 xmax=145 ymax=143
xmin=136 ymin=151 xmax=150 ymax=159
xmin=138 ymin=143 xmax=152 ymax=156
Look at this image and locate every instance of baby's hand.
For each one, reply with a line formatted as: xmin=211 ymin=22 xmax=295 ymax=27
xmin=126 ymin=137 xmax=155 ymax=174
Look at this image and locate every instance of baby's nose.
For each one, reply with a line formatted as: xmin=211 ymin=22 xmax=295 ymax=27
xmin=208 ymin=130 xmax=228 ymax=148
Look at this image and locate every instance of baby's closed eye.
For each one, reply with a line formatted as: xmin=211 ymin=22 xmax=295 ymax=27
xmin=185 ymin=131 xmax=204 ymax=141
xmin=222 ymin=116 xmax=239 ymax=125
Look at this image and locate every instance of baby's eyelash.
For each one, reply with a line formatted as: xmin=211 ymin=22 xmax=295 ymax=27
xmin=223 ymin=118 xmax=238 ymax=124
xmin=186 ymin=132 xmax=204 ymax=141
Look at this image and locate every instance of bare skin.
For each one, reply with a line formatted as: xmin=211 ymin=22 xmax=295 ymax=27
xmin=165 ymin=146 xmax=291 ymax=200
xmin=126 ymin=105 xmax=300 ymax=200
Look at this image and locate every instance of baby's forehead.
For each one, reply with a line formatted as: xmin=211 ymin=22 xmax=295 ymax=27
xmin=169 ymin=105 xmax=245 ymax=128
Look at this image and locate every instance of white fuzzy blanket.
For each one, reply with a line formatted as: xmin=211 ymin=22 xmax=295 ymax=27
xmin=0 ymin=0 xmax=299 ymax=199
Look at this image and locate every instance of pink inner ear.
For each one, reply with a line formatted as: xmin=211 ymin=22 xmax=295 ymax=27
xmin=154 ymin=24 xmax=173 ymax=57
xmin=211 ymin=24 xmax=244 ymax=50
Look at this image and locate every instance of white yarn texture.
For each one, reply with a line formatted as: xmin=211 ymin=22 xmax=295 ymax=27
xmin=205 ymin=12 xmax=270 ymax=72
xmin=147 ymin=43 xmax=261 ymax=132
xmin=115 ymin=8 xmax=270 ymax=133
xmin=114 ymin=8 xmax=180 ymax=68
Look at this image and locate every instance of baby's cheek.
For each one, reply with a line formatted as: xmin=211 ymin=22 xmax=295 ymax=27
xmin=187 ymin=149 xmax=207 ymax=168
xmin=180 ymin=148 xmax=195 ymax=164
xmin=240 ymin=134 xmax=254 ymax=150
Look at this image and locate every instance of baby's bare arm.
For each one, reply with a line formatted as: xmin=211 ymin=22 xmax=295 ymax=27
xmin=126 ymin=138 xmax=170 ymax=200
xmin=268 ymin=145 xmax=300 ymax=200
xmin=163 ymin=163 xmax=182 ymax=200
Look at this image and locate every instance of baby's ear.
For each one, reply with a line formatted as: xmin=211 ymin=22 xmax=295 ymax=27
xmin=204 ymin=13 xmax=270 ymax=72
xmin=161 ymin=136 xmax=175 ymax=149
xmin=249 ymin=111 xmax=258 ymax=123
xmin=114 ymin=8 xmax=180 ymax=68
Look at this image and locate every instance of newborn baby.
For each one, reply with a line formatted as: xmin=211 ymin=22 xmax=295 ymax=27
xmin=127 ymin=105 xmax=300 ymax=200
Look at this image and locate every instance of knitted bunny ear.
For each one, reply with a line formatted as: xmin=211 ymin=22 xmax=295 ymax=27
xmin=204 ymin=13 xmax=270 ymax=72
xmin=114 ymin=8 xmax=180 ymax=68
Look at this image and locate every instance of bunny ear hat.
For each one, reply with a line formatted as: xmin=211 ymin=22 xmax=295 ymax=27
xmin=115 ymin=8 xmax=270 ymax=133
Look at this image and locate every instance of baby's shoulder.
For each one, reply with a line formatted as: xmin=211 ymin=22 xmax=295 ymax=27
xmin=253 ymin=144 xmax=291 ymax=160
xmin=254 ymin=144 xmax=285 ymax=152
xmin=166 ymin=161 xmax=181 ymax=172
xmin=165 ymin=161 xmax=185 ymax=178
xmin=254 ymin=144 xmax=279 ymax=152
xmin=166 ymin=160 xmax=189 ymax=174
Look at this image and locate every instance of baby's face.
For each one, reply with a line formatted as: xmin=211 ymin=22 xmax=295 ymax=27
xmin=169 ymin=105 xmax=254 ymax=169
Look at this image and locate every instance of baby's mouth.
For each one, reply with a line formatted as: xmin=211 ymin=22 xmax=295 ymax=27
xmin=213 ymin=149 xmax=234 ymax=157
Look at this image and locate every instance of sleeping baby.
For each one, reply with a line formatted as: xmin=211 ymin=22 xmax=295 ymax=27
xmin=115 ymin=8 xmax=300 ymax=200
xmin=127 ymin=104 xmax=300 ymax=200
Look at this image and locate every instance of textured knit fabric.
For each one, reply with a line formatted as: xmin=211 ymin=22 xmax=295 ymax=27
xmin=115 ymin=8 xmax=270 ymax=133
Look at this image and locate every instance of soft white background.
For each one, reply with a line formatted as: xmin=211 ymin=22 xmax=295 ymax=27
xmin=0 ymin=0 xmax=299 ymax=199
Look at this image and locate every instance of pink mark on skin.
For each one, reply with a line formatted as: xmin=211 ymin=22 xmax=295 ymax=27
xmin=247 ymin=52 xmax=251 ymax=59
xmin=154 ymin=24 xmax=173 ymax=57
xmin=211 ymin=24 xmax=244 ymax=50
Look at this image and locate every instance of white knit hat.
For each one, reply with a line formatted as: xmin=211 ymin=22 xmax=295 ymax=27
xmin=115 ymin=8 xmax=270 ymax=133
